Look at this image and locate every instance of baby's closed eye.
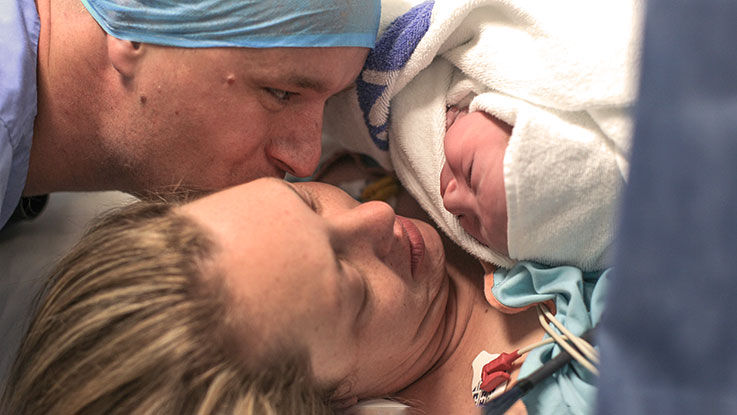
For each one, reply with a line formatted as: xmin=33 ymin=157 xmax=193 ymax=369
xmin=445 ymin=106 xmax=468 ymax=131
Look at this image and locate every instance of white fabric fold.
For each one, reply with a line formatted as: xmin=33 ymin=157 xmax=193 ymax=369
xmin=325 ymin=0 xmax=643 ymax=270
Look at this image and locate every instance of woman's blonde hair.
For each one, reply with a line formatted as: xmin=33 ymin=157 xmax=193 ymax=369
xmin=1 ymin=201 xmax=334 ymax=415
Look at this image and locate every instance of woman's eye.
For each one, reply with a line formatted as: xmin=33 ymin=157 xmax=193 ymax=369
xmin=298 ymin=187 xmax=321 ymax=213
xmin=265 ymin=87 xmax=295 ymax=102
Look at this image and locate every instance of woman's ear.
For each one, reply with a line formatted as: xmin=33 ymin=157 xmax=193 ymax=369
xmin=330 ymin=381 xmax=359 ymax=409
xmin=331 ymin=395 xmax=359 ymax=410
xmin=106 ymin=35 xmax=145 ymax=79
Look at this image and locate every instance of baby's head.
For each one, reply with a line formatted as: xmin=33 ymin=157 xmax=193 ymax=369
xmin=440 ymin=107 xmax=513 ymax=256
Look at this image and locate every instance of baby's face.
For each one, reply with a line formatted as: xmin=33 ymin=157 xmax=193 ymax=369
xmin=440 ymin=108 xmax=512 ymax=255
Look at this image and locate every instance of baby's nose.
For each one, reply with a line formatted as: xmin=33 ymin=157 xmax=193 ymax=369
xmin=440 ymin=162 xmax=465 ymax=216
xmin=442 ymin=181 xmax=461 ymax=215
xmin=441 ymin=174 xmax=474 ymax=218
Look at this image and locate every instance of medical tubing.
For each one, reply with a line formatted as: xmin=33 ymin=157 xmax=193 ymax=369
xmin=538 ymin=302 xmax=599 ymax=363
xmin=484 ymin=327 xmax=598 ymax=415
xmin=537 ymin=306 xmax=599 ymax=375
xmin=517 ymin=335 xmax=567 ymax=356
xmin=528 ymin=327 xmax=596 ymax=385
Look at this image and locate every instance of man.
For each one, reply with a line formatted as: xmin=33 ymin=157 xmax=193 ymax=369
xmin=0 ymin=0 xmax=380 ymax=228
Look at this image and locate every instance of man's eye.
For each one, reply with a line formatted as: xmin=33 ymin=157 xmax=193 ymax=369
xmin=466 ymin=159 xmax=474 ymax=188
xmin=265 ymin=87 xmax=295 ymax=102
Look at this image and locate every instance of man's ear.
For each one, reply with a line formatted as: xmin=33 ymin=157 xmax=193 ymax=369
xmin=106 ymin=35 xmax=144 ymax=79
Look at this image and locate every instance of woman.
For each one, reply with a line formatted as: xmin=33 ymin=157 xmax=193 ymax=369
xmin=1 ymin=178 xmax=602 ymax=414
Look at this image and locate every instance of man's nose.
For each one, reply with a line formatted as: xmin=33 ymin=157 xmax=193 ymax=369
xmin=266 ymin=107 xmax=324 ymax=178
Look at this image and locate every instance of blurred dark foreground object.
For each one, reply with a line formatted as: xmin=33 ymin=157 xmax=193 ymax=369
xmin=597 ymin=0 xmax=737 ymax=413
xmin=2 ymin=195 xmax=49 ymax=231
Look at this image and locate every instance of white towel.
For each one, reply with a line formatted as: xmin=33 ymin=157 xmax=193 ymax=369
xmin=323 ymin=0 xmax=643 ymax=270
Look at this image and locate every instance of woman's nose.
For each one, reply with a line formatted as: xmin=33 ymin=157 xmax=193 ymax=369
xmin=330 ymin=200 xmax=397 ymax=257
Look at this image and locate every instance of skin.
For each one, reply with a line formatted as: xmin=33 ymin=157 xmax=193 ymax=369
xmin=180 ymin=178 xmax=450 ymax=400
xmin=26 ymin=0 xmax=369 ymax=197
xmin=440 ymin=108 xmax=513 ymax=256
xmin=179 ymin=178 xmax=543 ymax=413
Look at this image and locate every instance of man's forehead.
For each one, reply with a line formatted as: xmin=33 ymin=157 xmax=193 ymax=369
xmin=283 ymin=74 xmax=330 ymax=94
xmin=244 ymin=47 xmax=366 ymax=92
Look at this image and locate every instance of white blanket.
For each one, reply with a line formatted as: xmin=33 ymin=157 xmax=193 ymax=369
xmin=323 ymin=0 xmax=643 ymax=270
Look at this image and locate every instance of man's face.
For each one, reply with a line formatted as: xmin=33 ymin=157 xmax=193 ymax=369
xmin=100 ymin=46 xmax=368 ymax=196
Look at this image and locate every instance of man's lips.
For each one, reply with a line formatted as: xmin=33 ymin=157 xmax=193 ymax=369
xmin=397 ymin=216 xmax=426 ymax=277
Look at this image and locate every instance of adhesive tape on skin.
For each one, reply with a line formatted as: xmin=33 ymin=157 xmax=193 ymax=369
xmin=472 ymin=351 xmax=509 ymax=406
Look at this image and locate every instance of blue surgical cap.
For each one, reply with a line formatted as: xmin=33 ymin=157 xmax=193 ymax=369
xmin=80 ymin=0 xmax=381 ymax=49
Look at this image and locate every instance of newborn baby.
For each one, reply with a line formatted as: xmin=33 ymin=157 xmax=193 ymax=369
xmin=440 ymin=107 xmax=512 ymax=257
xmin=325 ymin=0 xmax=641 ymax=271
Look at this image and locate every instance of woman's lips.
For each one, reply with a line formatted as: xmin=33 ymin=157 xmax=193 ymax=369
xmin=397 ymin=216 xmax=426 ymax=278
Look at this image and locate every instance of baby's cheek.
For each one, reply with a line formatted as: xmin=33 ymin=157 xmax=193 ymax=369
xmin=476 ymin=188 xmax=509 ymax=256
xmin=458 ymin=215 xmax=486 ymax=245
xmin=439 ymin=161 xmax=454 ymax=197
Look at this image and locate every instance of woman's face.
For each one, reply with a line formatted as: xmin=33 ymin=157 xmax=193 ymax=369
xmin=179 ymin=178 xmax=449 ymax=400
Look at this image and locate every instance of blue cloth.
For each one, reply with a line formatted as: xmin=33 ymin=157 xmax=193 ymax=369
xmin=596 ymin=0 xmax=737 ymax=413
xmin=492 ymin=262 xmax=609 ymax=415
xmin=79 ymin=0 xmax=380 ymax=49
xmin=0 ymin=0 xmax=40 ymax=229
xmin=356 ymin=1 xmax=434 ymax=150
